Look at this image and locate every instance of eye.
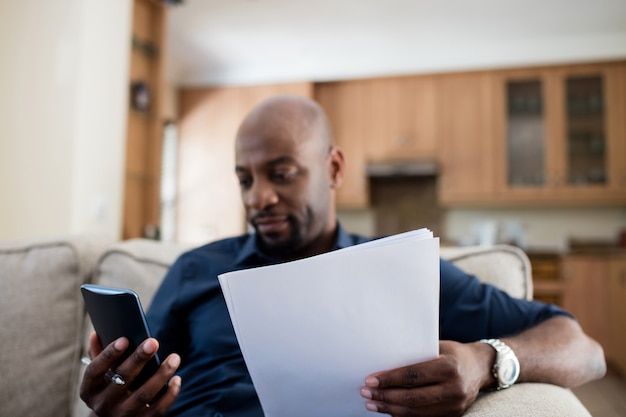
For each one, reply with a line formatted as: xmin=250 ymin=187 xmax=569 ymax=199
xmin=237 ymin=175 xmax=252 ymax=189
xmin=271 ymin=167 xmax=298 ymax=183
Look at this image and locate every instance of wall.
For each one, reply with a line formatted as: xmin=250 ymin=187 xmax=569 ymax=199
xmin=339 ymin=206 xmax=626 ymax=251
xmin=0 ymin=0 xmax=132 ymax=241
xmin=444 ymin=207 xmax=626 ymax=251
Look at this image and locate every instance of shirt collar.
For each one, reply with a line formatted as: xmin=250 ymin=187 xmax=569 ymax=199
xmin=234 ymin=222 xmax=353 ymax=268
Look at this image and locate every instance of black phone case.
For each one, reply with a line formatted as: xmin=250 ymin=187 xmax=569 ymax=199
xmin=80 ymin=284 xmax=163 ymax=392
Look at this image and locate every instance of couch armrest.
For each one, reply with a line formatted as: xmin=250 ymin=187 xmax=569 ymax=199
xmin=464 ymin=383 xmax=591 ymax=416
xmin=441 ymin=244 xmax=533 ymax=300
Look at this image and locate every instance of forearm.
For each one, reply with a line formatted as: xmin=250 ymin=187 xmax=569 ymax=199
xmin=503 ymin=316 xmax=606 ymax=388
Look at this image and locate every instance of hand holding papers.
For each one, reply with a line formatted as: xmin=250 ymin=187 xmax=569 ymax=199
xmin=218 ymin=229 xmax=440 ymax=417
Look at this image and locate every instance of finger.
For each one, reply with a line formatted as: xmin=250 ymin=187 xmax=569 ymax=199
xmin=127 ymin=353 xmax=181 ymax=407
xmin=80 ymin=337 xmax=129 ymax=403
xmin=365 ymin=357 xmax=455 ymax=389
xmin=110 ymin=338 xmax=160 ymax=390
xmin=143 ymin=375 xmax=182 ymax=416
xmin=365 ymin=398 xmax=466 ymax=417
xmin=361 ymin=383 xmax=450 ymax=409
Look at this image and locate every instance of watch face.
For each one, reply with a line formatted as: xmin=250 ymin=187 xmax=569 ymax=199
xmin=497 ymin=357 xmax=520 ymax=385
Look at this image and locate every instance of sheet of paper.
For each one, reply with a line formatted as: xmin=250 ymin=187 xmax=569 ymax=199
xmin=218 ymin=228 xmax=440 ymax=417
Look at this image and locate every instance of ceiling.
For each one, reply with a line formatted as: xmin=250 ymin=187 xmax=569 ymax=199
xmin=166 ymin=0 xmax=626 ymax=87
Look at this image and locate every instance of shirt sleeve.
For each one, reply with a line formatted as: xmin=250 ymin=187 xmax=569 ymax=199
xmin=439 ymin=259 xmax=572 ymax=342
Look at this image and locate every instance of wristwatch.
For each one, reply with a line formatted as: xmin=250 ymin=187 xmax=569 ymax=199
xmin=480 ymin=338 xmax=520 ymax=390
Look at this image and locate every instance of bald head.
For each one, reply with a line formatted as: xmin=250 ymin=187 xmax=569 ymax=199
xmin=236 ymin=95 xmax=333 ymax=155
xmin=233 ymin=95 xmax=345 ymax=260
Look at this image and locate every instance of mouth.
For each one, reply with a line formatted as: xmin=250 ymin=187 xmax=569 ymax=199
xmin=253 ymin=214 xmax=290 ymax=235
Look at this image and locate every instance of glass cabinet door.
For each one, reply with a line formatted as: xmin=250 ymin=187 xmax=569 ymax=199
xmin=506 ymin=80 xmax=546 ymax=187
xmin=565 ymin=76 xmax=607 ymax=186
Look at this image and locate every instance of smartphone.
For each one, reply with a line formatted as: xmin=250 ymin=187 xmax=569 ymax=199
xmin=80 ymin=284 xmax=165 ymax=394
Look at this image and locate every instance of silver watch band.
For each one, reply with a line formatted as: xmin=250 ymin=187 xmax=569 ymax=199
xmin=480 ymin=338 xmax=520 ymax=390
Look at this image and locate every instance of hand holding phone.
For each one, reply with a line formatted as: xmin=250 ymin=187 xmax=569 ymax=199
xmin=80 ymin=284 xmax=163 ymax=392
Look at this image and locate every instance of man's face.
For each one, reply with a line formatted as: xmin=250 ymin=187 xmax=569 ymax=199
xmin=235 ymin=117 xmax=333 ymax=259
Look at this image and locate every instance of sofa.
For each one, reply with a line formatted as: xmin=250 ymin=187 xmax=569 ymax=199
xmin=0 ymin=234 xmax=592 ymax=417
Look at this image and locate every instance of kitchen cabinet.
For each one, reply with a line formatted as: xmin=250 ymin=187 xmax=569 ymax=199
xmin=492 ymin=62 xmax=626 ymax=205
xmin=316 ymin=76 xmax=439 ymax=209
xmin=561 ymin=254 xmax=626 ymax=376
xmin=608 ymin=257 xmax=626 ymax=375
xmin=561 ymin=256 xmax=611 ymax=352
xmin=528 ymin=252 xmax=563 ymax=305
xmin=316 ymin=60 xmax=625 ymax=209
xmin=437 ymin=72 xmax=497 ymax=205
xmin=362 ymin=76 xmax=438 ymax=162
xmin=316 ymin=81 xmax=369 ymax=208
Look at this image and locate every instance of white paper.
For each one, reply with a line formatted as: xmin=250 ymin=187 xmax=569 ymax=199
xmin=218 ymin=228 xmax=440 ymax=417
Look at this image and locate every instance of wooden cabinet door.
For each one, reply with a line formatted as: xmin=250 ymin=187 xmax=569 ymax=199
xmin=492 ymin=62 xmax=626 ymax=206
xmin=364 ymin=76 xmax=437 ymax=162
xmin=608 ymin=258 xmax=626 ymax=375
xmin=561 ymin=256 xmax=611 ymax=353
xmin=613 ymin=63 xmax=626 ymax=192
xmin=316 ymin=81 xmax=369 ymax=208
xmin=492 ymin=68 xmax=560 ymax=203
xmin=553 ymin=63 xmax=625 ymax=204
xmin=437 ymin=72 xmax=497 ymax=205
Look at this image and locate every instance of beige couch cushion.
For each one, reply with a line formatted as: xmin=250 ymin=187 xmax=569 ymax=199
xmin=93 ymin=238 xmax=190 ymax=308
xmin=465 ymin=383 xmax=591 ymax=416
xmin=441 ymin=244 xmax=533 ymax=300
xmin=0 ymin=235 xmax=109 ymax=417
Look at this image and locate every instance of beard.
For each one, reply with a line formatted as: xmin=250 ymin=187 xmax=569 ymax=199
xmin=253 ymin=208 xmax=314 ymax=259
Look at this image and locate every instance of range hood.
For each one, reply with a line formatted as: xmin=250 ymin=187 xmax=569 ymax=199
xmin=366 ymin=160 xmax=438 ymax=177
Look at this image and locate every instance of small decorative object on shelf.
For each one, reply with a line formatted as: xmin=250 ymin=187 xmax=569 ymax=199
xmin=130 ymin=81 xmax=151 ymax=112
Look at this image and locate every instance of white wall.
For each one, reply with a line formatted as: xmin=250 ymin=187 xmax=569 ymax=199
xmin=0 ymin=0 xmax=132 ymax=241
xmin=444 ymin=207 xmax=626 ymax=251
xmin=339 ymin=207 xmax=626 ymax=250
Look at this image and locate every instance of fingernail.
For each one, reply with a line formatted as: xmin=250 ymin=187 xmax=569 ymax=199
xmin=168 ymin=355 xmax=181 ymax=368
xmin=360 ymin=388 xmax=372 ymax=399
xmin=365 ymin=376 xmax=379 ymax=387
xmin=114 ymin=338 xmax=126 ymax=351
xmin=365 ymin=402 xmax=378 ymax=412
xmin=143 ymin=340 xmax=157 ymax=354
xmin=170 ymin=375 xmax=182 ymax=394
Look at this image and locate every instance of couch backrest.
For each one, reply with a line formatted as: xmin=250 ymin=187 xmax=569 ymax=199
xmin=0 ymin=235 xmax=110 ymax=417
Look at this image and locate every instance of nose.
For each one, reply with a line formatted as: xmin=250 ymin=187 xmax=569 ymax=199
xmin=244 ymin=178 xmax=279 ymax=210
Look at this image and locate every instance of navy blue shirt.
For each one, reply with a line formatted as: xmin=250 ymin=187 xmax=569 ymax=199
xmin=147 ymin=225 xmax=569 ymax=417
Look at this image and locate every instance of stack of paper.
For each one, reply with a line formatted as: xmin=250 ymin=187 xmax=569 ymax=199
xmin=218 ymin=228 xmax=440 ymax=417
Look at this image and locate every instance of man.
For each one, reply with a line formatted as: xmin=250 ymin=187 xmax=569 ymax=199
xmin=80 ymin=95 xmax=606 ymax=417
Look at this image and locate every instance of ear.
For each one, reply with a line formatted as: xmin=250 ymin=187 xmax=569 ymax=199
xmin=327 ymin=146 xmax=345 ymax=189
